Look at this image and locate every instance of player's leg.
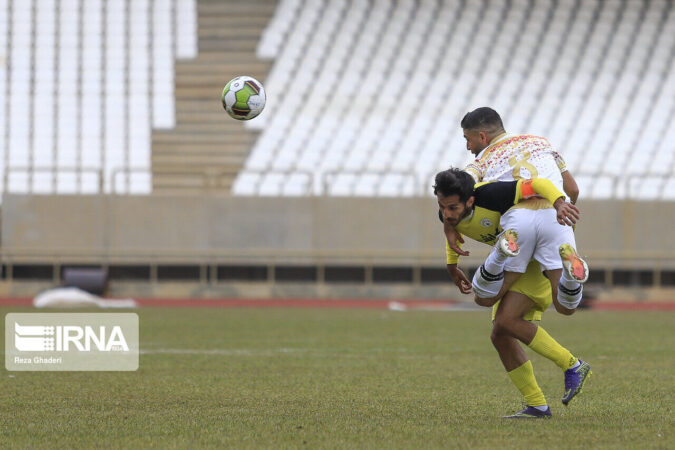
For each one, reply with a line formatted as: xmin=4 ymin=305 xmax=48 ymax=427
xmin=472 ymin=229 xmax=520 ymax=299
xmin=473 ymin=208 xmax=535 ymax=301
xmin=543 ymin=268 xmax=574 ymax=315
xmin=557 ymin=243 xmax=588 ymax=309
xmin=533 ymin=208 xmax=589 ymax=314
xmin=491 ymin=292 xmax=551 ymax=418
xmin=498 ymin=342 xmax=552 ymax=418
xmin=493 ymin=290 xmax=538 ymax=342
xmin=491 ymin=326 xmax=528 ymax=371
xmin=473 ymin=268 xmax=528 ymax=309
xmin=543 ymin=267 xmax=583 ymax=315
xmin=526 ymin=317 xmax=591 ymax=405
xmin=495 ymin=283 xmax=591 ymax=405
xmin=560 ymin=243 xmax=589 ymax=284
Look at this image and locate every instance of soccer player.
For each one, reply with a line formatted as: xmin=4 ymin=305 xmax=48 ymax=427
xmin=446 ymin=107 xmax=587 ymax=315
xmin=461 ymin=107 xmax=577 ymax=202
xmin=434 ymin=168 xmax=592 ymax=418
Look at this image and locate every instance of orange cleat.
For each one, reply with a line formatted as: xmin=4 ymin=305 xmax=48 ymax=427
xmin=497 ymin=229 xmax=520 ymax=257
xmin=559 ymin=244 xmax=589 ymax=283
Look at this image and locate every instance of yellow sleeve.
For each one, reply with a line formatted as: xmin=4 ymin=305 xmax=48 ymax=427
xmin=445 ymin=236 xmax=463 ymax=265
xmin=514 ymin=178 xmax=564 ymax=205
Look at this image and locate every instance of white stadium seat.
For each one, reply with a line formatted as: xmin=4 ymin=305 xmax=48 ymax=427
xmin=0 ymin=0 xmax=197 ymax=196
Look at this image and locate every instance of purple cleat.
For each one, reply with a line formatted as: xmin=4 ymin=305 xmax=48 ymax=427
xmin=562 ymin=359 xmax=592 ymax=405
xmin=503 ymin=405 xmax=552 ymax=419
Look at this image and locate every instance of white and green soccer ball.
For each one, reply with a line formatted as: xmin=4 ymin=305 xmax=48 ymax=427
xmin=221 ymin=76 xmax=266 ymax=120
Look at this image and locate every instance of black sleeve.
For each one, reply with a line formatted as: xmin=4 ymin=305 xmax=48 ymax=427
xmin=472 ymin=181 xmax=519 ymax=215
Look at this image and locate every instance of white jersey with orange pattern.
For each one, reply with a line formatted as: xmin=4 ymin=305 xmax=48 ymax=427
xmin=464 ymin=133 xmax=569 ymax=197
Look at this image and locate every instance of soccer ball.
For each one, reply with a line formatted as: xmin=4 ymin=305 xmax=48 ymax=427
xmin=221 ymin=76 xmax=266 ymax=120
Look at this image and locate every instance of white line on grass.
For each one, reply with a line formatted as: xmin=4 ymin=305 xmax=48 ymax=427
xmin=140 ymin=348 xmax=307 ymax=356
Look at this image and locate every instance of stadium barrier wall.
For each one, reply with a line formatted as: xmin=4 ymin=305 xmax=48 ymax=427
xmin=1 ymin=194 xmax=674 ymax=298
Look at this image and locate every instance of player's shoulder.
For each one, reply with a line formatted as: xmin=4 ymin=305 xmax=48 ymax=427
xmin=520 ymin=134 xmax=554 ymax=148
xmin=478 ymin=133 xmax=527 ymax=161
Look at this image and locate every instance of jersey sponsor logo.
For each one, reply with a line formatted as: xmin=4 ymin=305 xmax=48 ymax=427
xmin=479 ymin=231 xmax=499 ymax=243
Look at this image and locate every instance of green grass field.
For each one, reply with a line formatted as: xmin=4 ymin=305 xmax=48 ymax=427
xmin=1 ymin=307 xmax=673 ymax=449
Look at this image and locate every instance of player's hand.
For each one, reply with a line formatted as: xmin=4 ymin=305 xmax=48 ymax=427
xmin=444 ymin=221 xmax=469 ymax=256
xmin=447 ymin=265 xmax=472 ymax=294
xmin=553 ymin=198 xmax=580 ymax=226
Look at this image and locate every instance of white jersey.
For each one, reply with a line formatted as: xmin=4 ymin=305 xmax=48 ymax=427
xmin=464 ymin=133 xmax=568 ymax=196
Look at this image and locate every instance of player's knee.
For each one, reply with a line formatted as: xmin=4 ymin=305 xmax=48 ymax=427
xmin=490 ymin=326 xmax=504 ymax=346
xmin=492 ymin=313 xmax=513 ymax=335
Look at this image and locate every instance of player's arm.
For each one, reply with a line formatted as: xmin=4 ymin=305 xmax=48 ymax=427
xmin=446 ymin=239 xmax=472 ymax=294
xmin=516 ymin=179 xmax=580 ymax=226
xmin=463 ymin=163 xmax=482 ymax=183
xmin=444 ymin=221 xmax=468 ymax=256
xmin=562 ymin=171 xmax=579 ymax=205
xmin=514 ymin=178 xmax=564 ymax=204
xmin=438 ymin=209 xmax=469 ymax=257
xmin=477 ymin=179 xmax=565 ymax=214
xmin=554 ymin=151 xmax=579 ymax=204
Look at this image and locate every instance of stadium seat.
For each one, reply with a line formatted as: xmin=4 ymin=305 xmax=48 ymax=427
xmin=175 ymin=0 xmax=197 ymax=59
xmin=81 ymin=171 xmax=99 ymax=194
xmin=663 ymin=178 xmax=675 ymax=200
xmin=282 ymin=172 xmax=312 ymax=196
xmin=257 ymin=0 xmax=303 ymax=60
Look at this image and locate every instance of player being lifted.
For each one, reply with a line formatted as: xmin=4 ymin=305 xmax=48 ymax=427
xmin=446 ymin=107 xmax=588 ymax=315
xmin=434 ymin=168 xmax=591 ymax=418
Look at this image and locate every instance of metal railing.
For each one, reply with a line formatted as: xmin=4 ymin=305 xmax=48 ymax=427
xmin=3 ymin=167 xmax=105 ymax=194
xmin=1 ymin=247 xmax=673 ymax=287
xmin=2 ymin=167 xmax=674 ymax=199
xmin=322 ymin=170 xmax=421 ymax=196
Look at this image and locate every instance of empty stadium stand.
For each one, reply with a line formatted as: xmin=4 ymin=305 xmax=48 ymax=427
xmin=1 ymin=0 xmax=198 ymax=195
xmin=0 ymin=0 xmax=673 ymax=200
xmin=235 ymin=0 xmax=675 ymax=199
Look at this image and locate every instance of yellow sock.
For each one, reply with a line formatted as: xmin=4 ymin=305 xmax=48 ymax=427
xmin=528 ymin=326 xmax=578 ymax=371
xmin=507 ymin=360 xmax=547 ymax=407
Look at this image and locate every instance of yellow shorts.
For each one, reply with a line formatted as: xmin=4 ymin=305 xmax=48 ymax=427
xmin=491 ymin=259 xmax=552 ymax=321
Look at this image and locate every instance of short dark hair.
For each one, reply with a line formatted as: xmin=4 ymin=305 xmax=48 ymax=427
xmin=433 ymin=168 xmax=475 ymax=202
xmin=460 ymin=107 xmax=505 ymax=134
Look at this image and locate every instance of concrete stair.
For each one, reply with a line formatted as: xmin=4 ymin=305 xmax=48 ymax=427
xmin=151 ymin=0 xmax=276 ymax=194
